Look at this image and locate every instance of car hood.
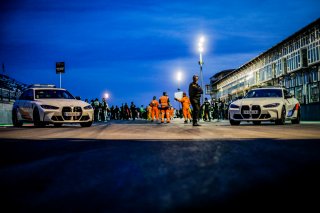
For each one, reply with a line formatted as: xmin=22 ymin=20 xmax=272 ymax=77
xmin=232 ymin=98 xmax=283 ymax=106
xmin=35 ymin=99 xmax=90 ymax=108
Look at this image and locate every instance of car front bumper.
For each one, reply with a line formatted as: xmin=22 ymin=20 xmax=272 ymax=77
xmin=39 ymin=108 xmax=94 ymax=123
xmin=229 ymin=106 xmax=281 ymax=121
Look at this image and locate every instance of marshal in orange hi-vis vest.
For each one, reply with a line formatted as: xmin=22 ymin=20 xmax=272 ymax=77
xmin=159 ymin=95 xmax=170 ymax=123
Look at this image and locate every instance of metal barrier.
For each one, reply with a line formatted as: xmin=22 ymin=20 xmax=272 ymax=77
xmin=0 ymin=88 xmax=21 ymax=102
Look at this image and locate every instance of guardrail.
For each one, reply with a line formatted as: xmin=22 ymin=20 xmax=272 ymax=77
xmin=0 ymin=88 xmax=21 ymax=102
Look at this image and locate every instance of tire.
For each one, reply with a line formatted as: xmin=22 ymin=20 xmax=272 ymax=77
xmin=80 ymin=121 xmax=93 ymax=127
xmin=12 ymin=109 xmax=23 ymax=127
xmin=275 ymin=106 xmax=286 ymax=125
xmin=291 ymin=109 xmax=301 ymax=124
xmin=253 ymin=121 xmax=261 ymax=125
xmin=33 ymin=107 xmax=45 ymax=127
xmin=229 ymin=119 xmax=240 ymax=126
xmin=54 ymin=123 xmax=63 ymax=127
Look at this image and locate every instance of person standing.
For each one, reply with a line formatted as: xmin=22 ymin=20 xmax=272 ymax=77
xmin=188 ymin=75 xmax=203 ymax=126
xmin=175 ymin=92 xmax=192 ymax=123
xmin=149 ymin=96 xmax=159 ymax=122
xmin=93 ymin=98 xmax=100 ymax=122
xmin=147 ymin=105 xmax=152 ymax=121
xmin=101 ymin=98 xmax=109 ymax=122
xmin=130 ymin=102 xmax=137 ymax=120
xmin=202 ymin=97 xmax=211 ymax=121
xmin=159 ymin=92 xmax=171 ymax=123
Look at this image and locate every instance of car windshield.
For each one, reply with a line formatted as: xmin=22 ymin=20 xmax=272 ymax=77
xmin=244 ymin=89 xmax=283 ymax=98
xmin=35 ymin=89 xmax=75 ymax=99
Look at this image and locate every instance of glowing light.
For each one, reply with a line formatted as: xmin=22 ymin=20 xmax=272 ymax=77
xmin=199 ymin=36 xmax=205 ymax=43
xmin=177 ymin=71 xmax=182 ymax=82
xmin=104 ymin=93 xmax=109 ymax=99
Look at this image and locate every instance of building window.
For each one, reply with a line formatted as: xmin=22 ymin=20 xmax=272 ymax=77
xmin=296 ymin=73 xmax=303 ymax=86
xmin=308 ymin=41 xmax=320 ymax=64
xmin=290 ymin=76 xmax=296 ymax=87
xmin=275 ymin=59 xmax=283 ymax=77
xmin=311 ymin=70 xmax=318 ymax=82
xmin=308 ymin=83 xmax=320 ymax=103
xmin=295 ymin=86 xmax=304 ymax=104
xmin=287 ymin=51 xmax=301 ymax=72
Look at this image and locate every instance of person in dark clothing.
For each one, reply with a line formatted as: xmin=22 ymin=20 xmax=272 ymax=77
xmin=114 ymin=105 xmax=119 ymax=120
xmin=130 ymin=102 xmax=137 ymax=120
xmin=202 ymin=97 xmax=211 ymax=121
xmin=188 ymin=75 xmax=203 ymax=126
xmin=100 ymin=98 xmax=108 ymax=121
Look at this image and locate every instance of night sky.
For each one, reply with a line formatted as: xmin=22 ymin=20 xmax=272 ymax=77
xmin=1 ymin=0 xmax=319 ymax=107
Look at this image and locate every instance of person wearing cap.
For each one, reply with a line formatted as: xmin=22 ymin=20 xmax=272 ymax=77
xmin=175 ymin=92 xmax=192 ymax=123
xmin=188 ymin=75 xmax=203 ymax=126
xmin=159 ymin=92 xmax=171 ymax=123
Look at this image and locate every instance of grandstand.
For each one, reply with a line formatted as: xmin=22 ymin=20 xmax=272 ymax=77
xmin=0 ymin=74 xmax=28 ymax=102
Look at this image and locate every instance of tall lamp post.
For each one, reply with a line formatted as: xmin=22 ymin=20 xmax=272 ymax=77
xmin=176 ymin=71 xmax=182 ymax=112
xmin=198 ymin=37 xmax=205 ymax=104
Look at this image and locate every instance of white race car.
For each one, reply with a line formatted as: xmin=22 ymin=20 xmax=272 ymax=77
xmin=12 ymin=84 xmax=94 ymax=127
xmin=228 ymin=87 xmax=300 ymax=125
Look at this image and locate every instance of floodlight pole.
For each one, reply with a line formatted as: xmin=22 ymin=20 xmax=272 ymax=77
xmin=199 ymin=54 xmax=204 ymax=105
xmin=60 ymin=73 xmax=62 ymax=88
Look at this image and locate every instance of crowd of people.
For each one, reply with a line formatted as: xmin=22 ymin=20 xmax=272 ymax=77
xmin=85 ymin=75 xmax=231 ymax=126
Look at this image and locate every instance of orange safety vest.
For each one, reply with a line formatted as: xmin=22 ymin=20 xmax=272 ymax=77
xmin=159 ymin=96 xmax=169 ymax=108
xmin=180 ymin=96 xmax=191 ymax=109
xmin=150 ymin=100 xmax=159 ymax=108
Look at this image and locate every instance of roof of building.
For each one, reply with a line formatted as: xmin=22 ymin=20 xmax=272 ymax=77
xmin=213 ymin=17 xmax=320 ymax=85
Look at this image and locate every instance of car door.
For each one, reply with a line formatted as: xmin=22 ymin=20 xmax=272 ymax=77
xmin=283 ymin=89 xmax=295 ymax=117
xmin=24 ymin=89 xmax=34 ymax=118
xmin=22 ymin=89 xmax=35 ymax=121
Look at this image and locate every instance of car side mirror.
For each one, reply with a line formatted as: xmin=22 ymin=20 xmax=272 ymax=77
xmin=285 ymin=94 xmax=293 ymax=99
xmin=75 ymin=96 xmax=81 ymax=100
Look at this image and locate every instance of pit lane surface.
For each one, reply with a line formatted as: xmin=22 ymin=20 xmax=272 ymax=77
xmin=0 ymin=120 xmax=320 ymax=212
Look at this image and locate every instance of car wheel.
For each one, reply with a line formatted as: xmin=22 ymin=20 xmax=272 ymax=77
xmin=80 ymin=121 xmax=93 ymax=127
xmin=291 ymin=108 xmax=301 ymax=124
xmin=253 ymin=121 xmax=261 ymax=125
xmin=275 ymin=106 xmax=286 ymax=125
xmin=54 ymin=123 xmax=63 ymax=127
xmin=12 ymin=108 xmax=23 ymax=127
xmin=33 ymin=107 xmax=45 ymax=127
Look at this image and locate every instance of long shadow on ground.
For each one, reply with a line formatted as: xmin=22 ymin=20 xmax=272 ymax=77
xmin=0 ymin=138 xmax=319 ymax=212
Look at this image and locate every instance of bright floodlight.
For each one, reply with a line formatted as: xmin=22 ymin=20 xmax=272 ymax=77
xmin=199 ymin=36 xmax=205 ymax=43
xmin=177 ymin=71 xmax=182 ymax=82
xmin=104 ymin=93 xmax=109 ymax=99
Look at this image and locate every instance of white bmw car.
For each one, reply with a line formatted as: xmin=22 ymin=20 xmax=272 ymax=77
xmin=12 ymin=84 xmax=94 ymax=127
xmin=228 ymin=87 xmax=301 ymax=125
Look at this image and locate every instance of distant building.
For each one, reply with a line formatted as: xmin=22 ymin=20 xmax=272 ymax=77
xmin=207 ymin=69 xmax=235 ymax=100
xmin=209 ymin=18 xmax=320 ymax=120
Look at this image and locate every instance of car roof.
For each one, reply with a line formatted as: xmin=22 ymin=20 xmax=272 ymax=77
xmin=251 ymin=87 xmax=284 ymax=90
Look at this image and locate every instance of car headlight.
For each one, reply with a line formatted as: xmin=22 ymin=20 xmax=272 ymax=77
xmin=40 ymin=105 xmax=59 ymax=110
xmin=84 ymin=105 xmax=93 ymax=110
xmin=263 ymin=103 xmax=280 ymax=108
xmin=229 ymin=104 xmax=239 ymax=109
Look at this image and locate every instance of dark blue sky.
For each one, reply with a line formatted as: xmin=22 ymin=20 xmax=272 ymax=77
xmin=1 ymin=0 xmax=319 ymax=107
